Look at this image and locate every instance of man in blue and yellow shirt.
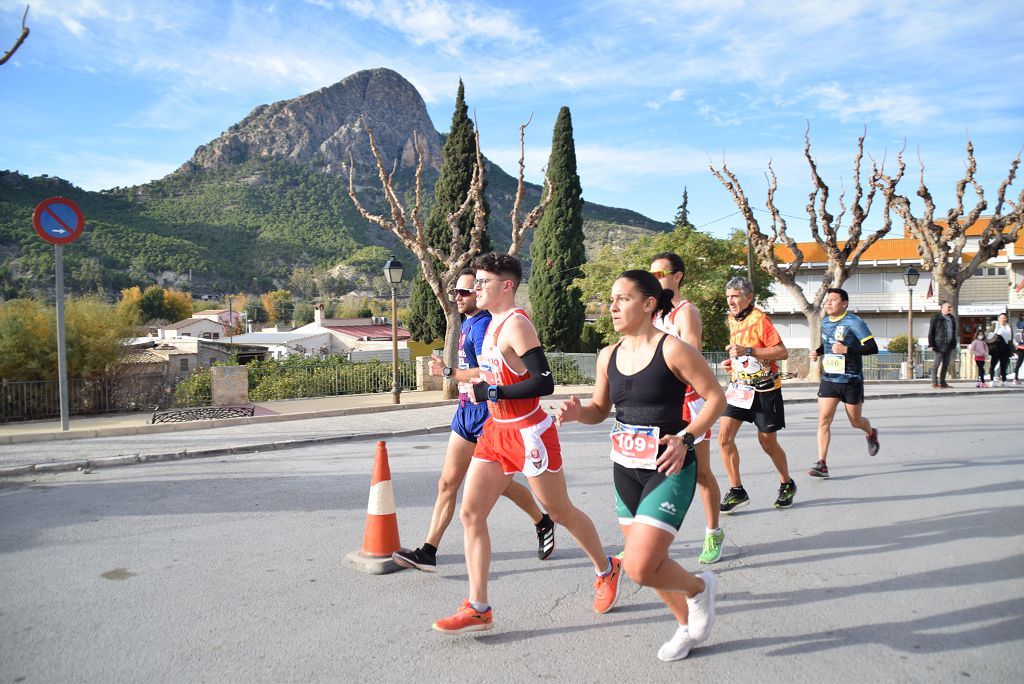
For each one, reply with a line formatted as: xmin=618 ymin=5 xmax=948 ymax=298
xmin=808 ymin=288 xmax=880 ymax=478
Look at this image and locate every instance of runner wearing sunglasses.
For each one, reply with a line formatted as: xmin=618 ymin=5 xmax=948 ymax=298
xmin=393 ymin=269 xmax=555 ymax=572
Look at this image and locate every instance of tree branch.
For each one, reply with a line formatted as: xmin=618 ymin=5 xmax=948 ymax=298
xmin=508 ymin=114 xmax=552 ymax=256
xmin=0 ymin=5 xmax=29 ymax=67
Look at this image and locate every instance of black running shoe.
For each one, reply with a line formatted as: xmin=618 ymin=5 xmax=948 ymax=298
xmin=808 ymin=461 xmax=829 ymax=478
xmin=866 ymin=428 xmax=880 ymax=457
xmin=774 ymin=480 xmax=797 ymax=508
xmin=720 ymin=487 xmax=750 ymax=513
xmin=536 ymin=514 xmax=556 ymax=560
xmin=392 ymin=547 xmax=437 ymax=573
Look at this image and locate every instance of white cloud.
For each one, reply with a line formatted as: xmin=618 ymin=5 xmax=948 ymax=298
xmin=803 ymin=83 xmax=940 ymax=127
xmin=645 ymin=88 xmax=686 ymax=111
xmin=340 ymin=0 xmax=539 ymax=56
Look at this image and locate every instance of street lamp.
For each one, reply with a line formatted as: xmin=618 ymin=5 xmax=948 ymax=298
xmin=903 ymin=266 xmax=920 ymax=378
xmin=383 ymin=255 xmax=405 ymax=404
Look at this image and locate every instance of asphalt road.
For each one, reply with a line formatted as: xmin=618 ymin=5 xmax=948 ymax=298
xmin=1 ymin=394 xmax=1022 ymax=683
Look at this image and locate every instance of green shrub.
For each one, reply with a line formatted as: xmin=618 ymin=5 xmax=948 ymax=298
xmin=886 ymin=334 xmax=916 ymax=354
xmin=173 ymin=369 xmax=212 ymax=407
xmin=549 ymin=355 xmax=594 ymax=385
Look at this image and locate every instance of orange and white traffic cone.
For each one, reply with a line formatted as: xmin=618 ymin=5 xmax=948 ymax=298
xmin=346 ymin=440 xmax=402 ymax=574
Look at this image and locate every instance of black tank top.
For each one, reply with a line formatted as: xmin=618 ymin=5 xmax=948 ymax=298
xmin=608 ymin=334 xmax=687 ymax=435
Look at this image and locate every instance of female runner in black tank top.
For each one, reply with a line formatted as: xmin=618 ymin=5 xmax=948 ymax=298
xmin=556 ymin=270 xmax=727 ymax=662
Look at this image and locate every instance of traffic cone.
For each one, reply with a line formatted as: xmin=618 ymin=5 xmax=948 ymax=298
xmin=346 ymin=440 xmax=402 ymax=574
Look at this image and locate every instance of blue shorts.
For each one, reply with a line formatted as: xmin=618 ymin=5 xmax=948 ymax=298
xmin=451 ymin=401 xmax=489 ymax=443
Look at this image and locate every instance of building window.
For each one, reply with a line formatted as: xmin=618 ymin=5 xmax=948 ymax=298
xmin=182 ymin=332 xmax=191 ymax=337
xmin=201 ymin=332 xmax=212 ymax=339
xmin=179 ymin=358 xmax=189 ymax=372
xmin=212 ymin=333 xmax=220 ymax=339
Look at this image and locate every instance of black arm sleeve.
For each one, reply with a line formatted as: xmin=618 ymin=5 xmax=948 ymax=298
xmin=815 ymin=344 xmax=824 ymax=356
xmin=493 ymin=347 xmax=555 ymax=400
xmin=861 ymin=338 xmax=879 ymax=356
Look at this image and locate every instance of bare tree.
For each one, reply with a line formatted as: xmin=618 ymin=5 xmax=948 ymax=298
xmin=0 ymin=5 xmax=29 ymax=66
xmin=710 ymin=127 xmax=895 ymax=379
xmin=872 ymin=139 xmax=1023 ymax=322
xmin=348 ymin=117 xmax=551 ymax=398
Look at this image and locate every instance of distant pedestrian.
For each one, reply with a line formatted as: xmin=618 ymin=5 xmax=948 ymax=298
xmin=927 ymin=301 xmax=957 ymax=389
xmin=968 ymin=331 xmax=989 ymax=388
xmin=988 ymin=313 xmax=1013 ymax=386
xmin=1015 ymin=323 xmax=1024 ymax=385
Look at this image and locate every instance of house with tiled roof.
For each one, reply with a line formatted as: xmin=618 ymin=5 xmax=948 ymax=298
xmin=158 ymin=316 xmax=228 ymax=340
xmin=765 ymin=217 xmax=1024 ymax=349
xmin=284 ymin=307 xmax=412 ymax=362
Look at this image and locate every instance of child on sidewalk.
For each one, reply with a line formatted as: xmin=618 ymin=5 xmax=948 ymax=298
xmin=969 ymin=331 xmax=989 ymax=388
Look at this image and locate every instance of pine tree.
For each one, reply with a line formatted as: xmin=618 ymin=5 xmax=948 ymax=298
xmin=530 ymin=106 xmax=585 ymax=351
xmin=674 ymin=188 xmax=695 ymax=230
xmin=406 ymin=80 xmax=490 ymax=342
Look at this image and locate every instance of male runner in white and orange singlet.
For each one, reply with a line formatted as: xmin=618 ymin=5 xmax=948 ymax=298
xmin=650 ymin=252 xmax=725 ymax=564
xmin=432 ymin=252 xmax=623 ymax=634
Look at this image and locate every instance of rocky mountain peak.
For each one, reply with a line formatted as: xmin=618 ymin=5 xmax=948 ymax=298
xmin=181 ymin=68 xmax=443 ymax=176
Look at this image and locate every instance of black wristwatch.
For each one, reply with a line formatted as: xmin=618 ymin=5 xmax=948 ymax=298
xmin=487 ymin=385 xmax=499 ymax=402
xmin=676 ymin=430 xmax=695 ymax=448
xmin=745 ymin=346 xmax=754 ymax=357
xmin=442 ymin=366 xmax=453 ymax=378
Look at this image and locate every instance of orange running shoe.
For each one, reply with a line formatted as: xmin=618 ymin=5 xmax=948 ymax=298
xmin=592 ymin=555 xmax=623 ymax=614
xmin=432 ymin=600 xmax=494 ymax=634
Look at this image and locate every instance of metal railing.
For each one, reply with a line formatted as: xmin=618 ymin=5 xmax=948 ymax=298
xmin=1 ymin=376 xmax=175 ymax=423
xmin=244 ymin=359 xmax=418 ymax=403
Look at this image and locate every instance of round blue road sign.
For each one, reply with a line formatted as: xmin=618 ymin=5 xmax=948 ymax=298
xmin=32 ymin=197 xmax=85 ymax=245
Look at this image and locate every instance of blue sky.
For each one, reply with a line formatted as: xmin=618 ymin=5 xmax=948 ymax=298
xmin=2 ymin=0 xmax=1022 ymax=240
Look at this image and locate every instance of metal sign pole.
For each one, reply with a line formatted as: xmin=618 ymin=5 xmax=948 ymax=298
xmin=54 ymin=244 xmax=70 ymax=430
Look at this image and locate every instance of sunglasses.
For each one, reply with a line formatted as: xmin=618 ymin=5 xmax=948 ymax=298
xmin=448 ymin=288 xmax=474 ymax=298
xmin=650 ymin=270 xmax=675 ymax=279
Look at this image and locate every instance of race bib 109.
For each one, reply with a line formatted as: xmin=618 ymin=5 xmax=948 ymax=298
xmin=609 ymin=421 xmax=660 ymax=470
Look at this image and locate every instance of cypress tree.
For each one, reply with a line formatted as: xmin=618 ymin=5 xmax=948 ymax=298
xmin=406 ymin=79 xmax=489 ymax=342
xmin=530 ymin=106 xmax=585 ymax=351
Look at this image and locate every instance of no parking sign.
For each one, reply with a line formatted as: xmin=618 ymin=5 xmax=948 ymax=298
xmin=31 ymin=196 xmax=86 ymax=431
xmin=32 ymin=197 xmax=85 ymax=245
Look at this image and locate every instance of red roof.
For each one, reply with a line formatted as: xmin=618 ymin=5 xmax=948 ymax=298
xmin=326 ymin=324 xmax=411 ymax=341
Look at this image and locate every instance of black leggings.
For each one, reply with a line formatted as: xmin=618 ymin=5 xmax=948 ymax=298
xmin=1017 ymin=349 xmax=1024 ymax=380
xmin=975 ymin=359 xmax=987 ymax=381
xmin=990 ymin=348 xmax=1011 ymax=382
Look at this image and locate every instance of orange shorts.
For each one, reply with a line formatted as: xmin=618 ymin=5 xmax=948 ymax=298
xmin=683 ymin=387 xmax=713 ymax=441
xmin=474 ymin=412 xmax=562 ymax=476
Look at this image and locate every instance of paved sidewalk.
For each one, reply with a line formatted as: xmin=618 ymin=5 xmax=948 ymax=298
xmin=1 ymin=380 xmax=1017 ymax=477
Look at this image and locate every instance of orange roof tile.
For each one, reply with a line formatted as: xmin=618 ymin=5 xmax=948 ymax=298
xmin=776 ymin=215 xmax=1022 ymax=264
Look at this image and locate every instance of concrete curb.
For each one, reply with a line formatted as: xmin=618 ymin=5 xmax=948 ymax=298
xmin=0 ymin=423 xmax=450 ymax=478
xmin=1 ymin=387 xmax=1015 ymax=479
xmin=0 ymin=399 xmax=458 ymax=445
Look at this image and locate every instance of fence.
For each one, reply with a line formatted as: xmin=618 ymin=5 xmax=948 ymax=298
xmin=0 ymin=376 xmax=175 ymax=423
xmin=244 ymin=359 xmax=418 ymax=402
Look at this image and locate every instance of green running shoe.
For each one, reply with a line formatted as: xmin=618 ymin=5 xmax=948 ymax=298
xmin=699 ymin=529 xmax=725 ymax=564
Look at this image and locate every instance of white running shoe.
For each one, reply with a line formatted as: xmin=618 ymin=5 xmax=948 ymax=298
xmin=686 ymin=571 xmax=718 ymax=643
xmin=658 ymin=625 xmax=697 ymax=661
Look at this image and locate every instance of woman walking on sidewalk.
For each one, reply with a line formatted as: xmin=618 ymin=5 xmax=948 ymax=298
xmin=989 ymin=313 xmax=1013 ymax=386
xmin=556 ymin=270 xmax=726 ymax=661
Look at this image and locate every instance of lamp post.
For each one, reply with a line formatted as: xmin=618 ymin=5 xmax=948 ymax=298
xmin=383 ymin=255 xmax=405 ymax=404
xmin=903 ymin=266 xmax=920 ymax=379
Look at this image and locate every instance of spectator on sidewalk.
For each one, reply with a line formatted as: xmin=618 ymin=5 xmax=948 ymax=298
xmin=927 ymin=301 xmax=957 ymax=389
xmin=988 ymin=313 xmax=1013 ymax=387
xmin=968 ymin=331 xmax=989 ymax=388
xmin=1015 ymin=323 xmax=1024 ymax=385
